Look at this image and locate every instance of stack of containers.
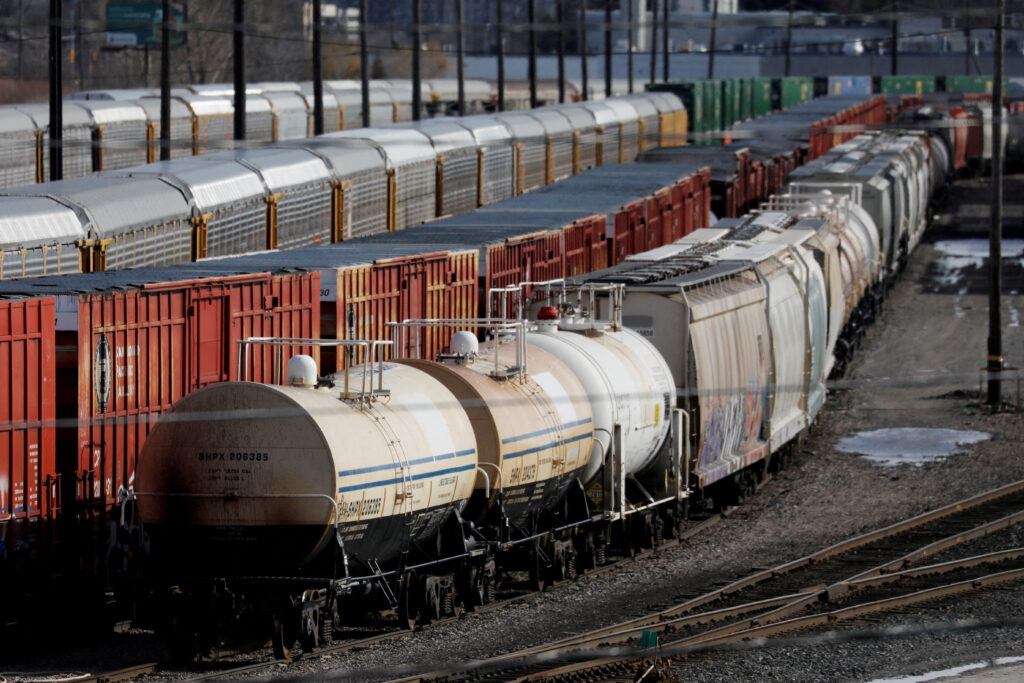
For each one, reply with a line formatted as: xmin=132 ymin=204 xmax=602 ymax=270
xmin=0 ymin=265 xmax=319 ymax=539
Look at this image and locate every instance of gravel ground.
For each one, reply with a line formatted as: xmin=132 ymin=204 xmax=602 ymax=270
xmin=6 ymin=178 xmax=1023 ymax=683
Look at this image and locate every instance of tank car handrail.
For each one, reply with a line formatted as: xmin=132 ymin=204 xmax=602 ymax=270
xmin=485 ymin=278 xmax=566 ymax=321
xmin=475 ymin=462 xmax=503 ymax=498
xmin=386 ymin=318 xmax=528 ymax=381
xmin=236 ymin=336 xmax=393 ymax=408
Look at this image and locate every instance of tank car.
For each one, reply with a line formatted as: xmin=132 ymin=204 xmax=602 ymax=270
xmin=135 ymin=346 xmax=478 ymax=657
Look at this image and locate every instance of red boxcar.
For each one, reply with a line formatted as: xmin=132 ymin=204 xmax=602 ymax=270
xmin=67 ymin=271 xmax=319 ymax=512
xmin=564 ymin=216 xmax=609 ymax=276
xmin=0 ymin=297 xmax=56 ymax=553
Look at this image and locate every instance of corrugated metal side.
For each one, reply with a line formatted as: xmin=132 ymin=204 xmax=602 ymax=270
xmin=229 ymin=272 xmax=320 ymax=384
xmin=0 ymin=128 xmax=38 ymax=188
xmin=75 ymin=272 xmax=319 ymax=510
xmin=480 ymin=144 xmax=515 ymax=205
xmin=597 ymin=125 xmax=621 ymax=166
xmin=247 ymin=112 xmax=275 ymax=144
xmin=518 ymin=140 xmax=547 ymax=193
xmin=103 ymin=219 xmax=193 ymax=271
xmin=347 ymin=171 xmax=389 ymax=239
xmin=334 ymin=263 xmax=401 ymax=370
xmin=549 ymin=135 xmax=574 ymax=182
xmin=204 ymin=198 xmax=267 ymax=258
xmin=484 ymin=231 xmax=564 ymax=300
xmin=274 ymin=181 xmax=332 ymax=250
xmin=196 ymin=114 xmax=233 ymax=154
xmin=563 ymin=215 xmax=608 ymax=277
xmin=394 ymin=160 xmax=437 ymax=229
xmin=40 ymin=127 xmax=92 ymax=180
xmin=2 ymin=244 xmax=83 ymax=280
xmin=97 ymin=121 xmax=149 ymax=171
xmin=619 ymin=121 xmax=641 ymax=162
xmin=77 ymin=286 xmax=190 ymax=510
xmin=0 ymin=298 xmax=56 ymax=539
xmin=611 ymin=199 xmax=645 ymax=264
xmin=447 ymin=250 xmax=478 ymax=323
xmin=438 ymin=148 xmax=478 ymax=217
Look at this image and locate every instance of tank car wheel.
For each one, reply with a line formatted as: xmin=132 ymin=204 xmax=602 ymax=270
xmin=397 ymin=572 xmax=420 ymax=630
xmin=528 ymin=542 xmax=547 ymax=593
xmin=271 ymin=610 xmax=298 ymax=661
xmin=424 ymin=580 xmax=442 ymax=624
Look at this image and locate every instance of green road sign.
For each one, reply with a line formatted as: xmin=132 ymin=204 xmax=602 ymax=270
xmin=106 ymin=2 xmax=186 ymax=48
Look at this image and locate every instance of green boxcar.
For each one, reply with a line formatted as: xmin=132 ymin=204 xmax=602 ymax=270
xmin=752 ymin=77 xmax=773 ymax=117
xmin=706 ymin=79 xmax=723 ymax=145
xmin=941 ymin=75 xmax=1010 ymax=94
xmin=741 ymin=78 xmax=754 ymax=121
xmin=872 ymin=75 xmax=937 ymax=95
xmin=647 ymin=80 xmax=704 ymax=145
xmin=774 ymin=76 xmax=814 ymax=110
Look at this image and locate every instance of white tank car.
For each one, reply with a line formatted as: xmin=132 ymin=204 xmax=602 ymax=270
xmin=401 ymin=338 xmax=594 ymax=528
xmin=526 ymin=318 xmax=674 ymax=485
xmin=134 ymin=358 xmax=478 ymax=578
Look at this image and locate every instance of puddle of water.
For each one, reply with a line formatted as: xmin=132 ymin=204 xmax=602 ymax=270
xmin=835 ymin=428 xmax=991 ymax=467
xmin=867 ymin=656 xmax=1024 ymax=682
xmin=921 ymin=239 xmax=1024 ymax=294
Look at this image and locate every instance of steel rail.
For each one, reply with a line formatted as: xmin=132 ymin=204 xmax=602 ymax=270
xmin=391 ymin=479 xmax=1024 ymax=682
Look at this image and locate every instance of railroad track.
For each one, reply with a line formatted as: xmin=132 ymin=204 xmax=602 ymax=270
xmin=389 ymin=478 xmax=1024 ymax=683
xmin=61 ymin=513 xmax=722 ymax=683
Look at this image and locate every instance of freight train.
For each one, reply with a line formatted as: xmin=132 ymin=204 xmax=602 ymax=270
xmin=0 ymin=91 xmax=960 ymax=651
xmin=125 ymin=119 xmax=944 ymax=658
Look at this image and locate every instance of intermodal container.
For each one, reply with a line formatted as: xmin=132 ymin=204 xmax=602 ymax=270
xmin=647 ymin=81 xmax=704 ymax=145
xmin=563 ymin=216 xmax=609 ymax=276
xmin=751 ymin=78 xmax=774 ymax=117
xmin=740 ymin=77 xmax=754 ymax=121
xmin=775 ymin=77 xmax=814 ymax=110
xmin=873 ymin=75 xmax=936 ymax=95
xmin=942 ymin=75 xmax=1010 ymax=94
xmin=0 ymin=297 xmax=56 ymax=550
xmin=826 ymin=75 xmax=873 ymax=96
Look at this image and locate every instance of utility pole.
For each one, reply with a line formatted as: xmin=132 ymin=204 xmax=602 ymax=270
xmin=649 ymin=0 xmax=656 ymax=87
xmin=497 ymin=0 xmax=505 ymax=111
xmin=784 ymin=0 xmax=794 ymax=77
xmin=963 ymin=0 xmax=971 ymax=75
xmin=412 ymin=0 xmax=421 ymax=121
xmin=17 ymin=0 xmax=23 ymax=80
xmin=987 ymin=0 xmax=1005 ymax=408
xmin=160 ymin=0 xmax=171 ymax=160
xmin=557 ymin=0 xmax=566 ymax=104
xmin=360 ymin=0 xmax=369 ymax=127
xmin=707 ymin=0 xmax=718 ymax=79
xmin=233 ymin=0 xmax=246 ymax=142
xmin=891 ymin=0 xmax=899 ymax=75
xmin=456 ymin=0 xmax=465 ymax=116
xmin=580 ymin=1 xmax=588 ymax=101
xmin=661 ymin=0 xmax=668 ymax=80
xmin=605 ymin=0 xmax=612 ymax=98
xmin=529 ymin=0 xmax=537 ymax=108
xmin=627 ymin=0 xmax=634 ymax=93
xmin=49 ymin=0 xmax=62 ymax=180
xmin=313 ymin=0 xmax=324 ymax=135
